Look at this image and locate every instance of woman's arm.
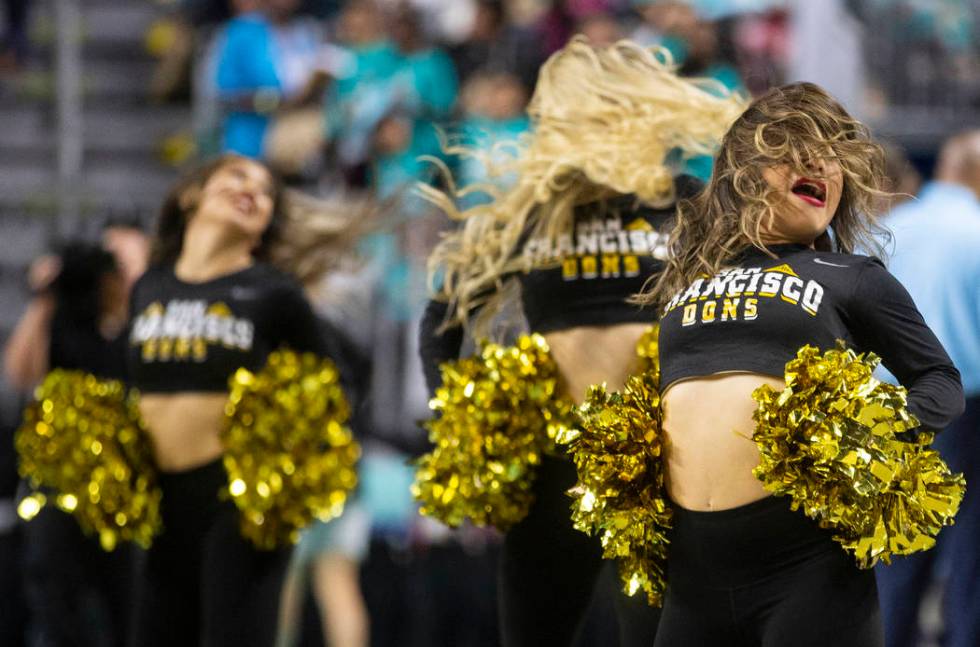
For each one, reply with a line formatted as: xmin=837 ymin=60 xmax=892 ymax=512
xmin=418 ymin=299 xmax=465 ymax=396
xmin=845 ymin=258 xmax=965 ymax=432
xmin=3 ymin=256 xmax=62 ymax=390
xmin=274 ymin=282 xmax=329 ymax=357
xmin=3 ymin=295 xmax=54 ymax=391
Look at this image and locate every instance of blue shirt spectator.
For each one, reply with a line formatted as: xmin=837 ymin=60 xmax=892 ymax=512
xmin=214 ymin=12 xmax=281 ymax=157
xmin=883 ymin=181 xmax=980 ymax=395
xmin=876 ymin=131 xmax=980 ymax=647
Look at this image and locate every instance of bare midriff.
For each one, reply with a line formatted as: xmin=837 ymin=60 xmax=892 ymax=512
xmin=139 ymin=393 xmax=228 ymax=472
xmin=544 ymin=322 xmax=650 ymax=405
xmin=661 ymin=373 xmax=785 ymax=511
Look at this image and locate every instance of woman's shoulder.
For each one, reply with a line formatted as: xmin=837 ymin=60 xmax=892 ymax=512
xmin=130 ymin=264 xmax=173 ymax=293
xmin=807 ymin=250 xmax=885 ymax=271
xmin=247 ymin=264 xmax=311 ymax=306
xmin=766 ymin=243 xmax=879 ymax=266
xmin=785 ymin=250 xmax=893 ymax=301
xmin=244 ymin=262 xmax=302 ymax=291
xmin=246 ymin=260 xmax=292 ymax=279
xmin=734 ymin=247 xmax=885 ymax=285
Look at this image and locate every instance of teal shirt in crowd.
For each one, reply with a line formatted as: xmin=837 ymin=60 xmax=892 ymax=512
xmin=682 ymin=63 xmax=745 ymax=182
xmin=401 ymin=48 xmax=459 ymax=118
xmin=454 ymin=115 xmax=531 ymax=208
xmin=331 ymin=40 xmax=403 ymax=99
xmin=324 ymin=40 xmax=403 ymax=162
xmin=882 ymin=182 xmax=980 ymax=396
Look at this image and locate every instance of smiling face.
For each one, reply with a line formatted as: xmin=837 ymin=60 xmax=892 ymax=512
xmin=760 ymin=155 xmax=844 ymax=246
xmin=188 ymin=157 xmax=277 ymax=248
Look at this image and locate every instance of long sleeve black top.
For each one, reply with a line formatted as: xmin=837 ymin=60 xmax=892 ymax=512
xmin=658 ymin=243 xmax=964 ymax=432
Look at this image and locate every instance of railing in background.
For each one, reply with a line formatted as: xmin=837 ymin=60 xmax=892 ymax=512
xmin=53 ymin=0 xmax=82 ymax=233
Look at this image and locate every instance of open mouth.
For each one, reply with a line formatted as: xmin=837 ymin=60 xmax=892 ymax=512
xmin=231 ymin=194 xmax=256 ymax=215
xmin=790 ymin=177 xmax=827 ymax=207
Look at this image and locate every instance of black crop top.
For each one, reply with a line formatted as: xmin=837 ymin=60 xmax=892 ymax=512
xmin=418 ymin=175 xmax=703 ymax=394
xmin=126 ymin=263 xmax=324 ymax=394
xmin=516 ymin=184 xmax=692 ymax=332
xmin=658 ymin=243 xmax=964 ymax=432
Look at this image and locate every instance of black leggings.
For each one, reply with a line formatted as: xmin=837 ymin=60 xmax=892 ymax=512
xmin=130 ymin=460 xmax=291 ymax=647
xmin=499 ymin=456 xmax=660 ymax=647
xmin=22 ymin=504 xmax=134 ymax=647
xmin=654 ymin=496 xmax=883 ymax=647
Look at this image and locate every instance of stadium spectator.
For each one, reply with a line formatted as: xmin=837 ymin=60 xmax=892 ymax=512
xmin=448 ymin=0 xmax=545 ymax=93
xmin=324 ymin=0 xmax=403 ymax=184
xmin=876 ymin=131 xmax=980 ymax=647
xmin=4 ymin=232 xmax=149 ymax=647
xmin=629 ymin=0 xmax=698 ymax=61
xmin=214 ymin=0 xmax=327 ymax=158
xmin=577 ymin=11 xmax=624 ymax=47
xmin=452 ymin=71 xmax=530 ymax=208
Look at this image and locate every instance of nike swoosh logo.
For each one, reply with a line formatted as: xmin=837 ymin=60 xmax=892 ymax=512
xmin=231 ymin=287 xmax=259 ymax=299
xmin=813 ymin=258 xmax=849 ymax=268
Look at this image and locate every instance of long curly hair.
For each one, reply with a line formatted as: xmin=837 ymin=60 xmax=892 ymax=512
xmin=152 ymin=154 xmax=370 ymax=286
xmin=422 ymin=37 xmax=746 ymax=337
xmin=636 ymin=82 xmax=888 ymax=309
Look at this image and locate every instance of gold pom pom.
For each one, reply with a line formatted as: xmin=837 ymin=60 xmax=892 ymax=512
xmin=635 ymin=323 xmax=659 ymax=384
xmin=753 ymin=343 xmax=966 ymax=568
xmin=15 ymin=370 xmax=162 ymax=551
xmin=223 ymin=349 xmax=360 ymax=550
xmin=559 ymin=369 xmax=669 ymax=606
xmin=412 ymin=334 xmax=577 ymax=530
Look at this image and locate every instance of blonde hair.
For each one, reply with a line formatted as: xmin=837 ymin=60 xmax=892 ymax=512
xmin=422 ymin=37 xmax=746 ymax=336
xmin=637 ymin=82 xmax=889 ymax=309
xmin=266 ymin=190 xmax=374 ymax=287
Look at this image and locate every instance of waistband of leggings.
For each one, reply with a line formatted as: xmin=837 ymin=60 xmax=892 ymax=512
xmin=666 ymin=495 xmax=840 ymax=589
xmin=158 ymin=458 xmax=227 ymax=500
xmin=669 ymin=493 xmax=791 ymax=524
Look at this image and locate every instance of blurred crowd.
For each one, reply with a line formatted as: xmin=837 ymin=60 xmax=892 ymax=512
xmin=158 ymin=0 xmax=775 ymax=184
xmin=0 ymin=1 xmax=979 ymax=647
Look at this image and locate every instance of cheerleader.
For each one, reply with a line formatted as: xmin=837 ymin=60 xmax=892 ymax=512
xmin=6 ymin=240 xmax=142 ymax=647
xmin=418 ymin=38 xmax=744 ymax=647
xmin=638 ymin=82 xmax=964 ymax=646
xmin=126 ymin=154 xmax=360 ymax=647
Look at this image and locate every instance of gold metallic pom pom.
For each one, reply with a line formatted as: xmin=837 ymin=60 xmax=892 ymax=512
xmin=560 ymin=369 xmax=669 ymax=606
xmin=635 ymin=323 xmax=659 ymax=384
xmin=15 ymin=370 xmax=162 ymax=551
xmin=753 ymin=343 xmax=966 ymax=568
xmin=412 ymin=334 xmax=578 ymax=530
xmin=223 ymin=349 xmax=360 ymax=550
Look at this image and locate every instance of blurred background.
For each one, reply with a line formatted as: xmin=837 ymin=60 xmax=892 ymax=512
xmin=0 ymin=1 xmax=978 ymax=646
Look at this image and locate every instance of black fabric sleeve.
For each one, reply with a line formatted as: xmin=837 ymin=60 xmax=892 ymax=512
xmin=271 ymin=283 xmax=327 ymax=356
xmin=316 ymin=317 xmax=372 ymax=438
xmin=845 ymin=258 xmax=964 ymax=432
xmin=419 ymin=299 xmax=465 ymax=396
